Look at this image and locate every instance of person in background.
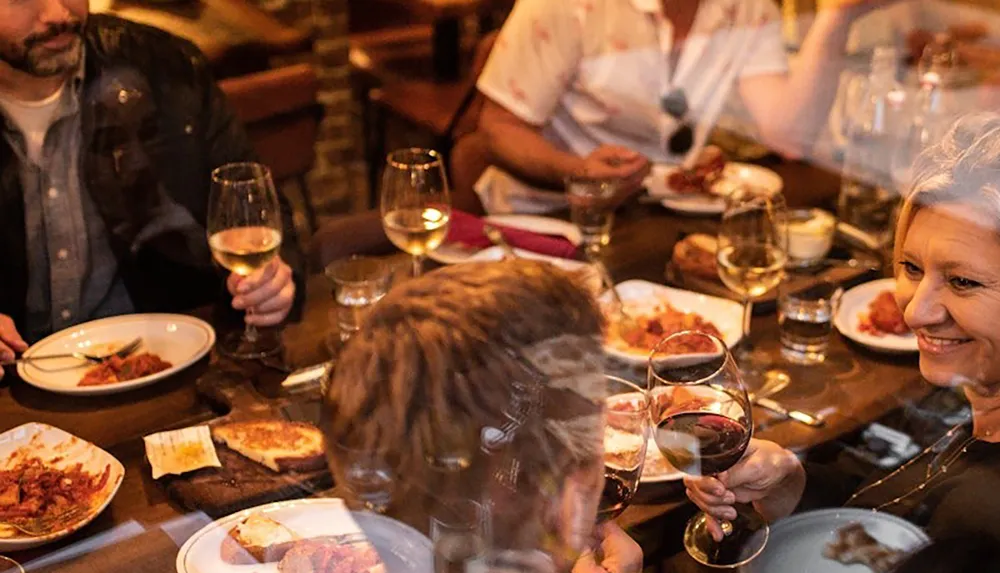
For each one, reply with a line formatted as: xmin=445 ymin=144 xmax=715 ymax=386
xmin=684 ymin=113 xmax=1000 ymax=544
xmin=0 ymin=0 xmax=304 ymax=378
xmin=470 ymin=0 xmax=894 ymax=214
xmin=325 ymin=260 xmax=642 ymax=573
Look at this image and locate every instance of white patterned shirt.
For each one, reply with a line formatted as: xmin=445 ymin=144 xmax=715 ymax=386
xmin=475 ymin=0 xmax=789 ymax=214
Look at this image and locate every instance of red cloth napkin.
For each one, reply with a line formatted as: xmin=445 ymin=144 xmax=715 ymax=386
xmin=446 ymin=210 xmax=579 ymax=259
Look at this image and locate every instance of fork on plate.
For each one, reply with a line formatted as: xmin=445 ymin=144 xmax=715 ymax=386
xmin=3 ymin=337 xmax=143 ymax=367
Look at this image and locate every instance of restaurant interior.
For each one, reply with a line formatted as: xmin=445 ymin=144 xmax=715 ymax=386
xmin=4 ymin=0 xmax=1000 ymax=572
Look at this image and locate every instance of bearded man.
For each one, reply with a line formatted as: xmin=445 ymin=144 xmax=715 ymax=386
xmin=0 ymin=0 xmax=303 ymax=375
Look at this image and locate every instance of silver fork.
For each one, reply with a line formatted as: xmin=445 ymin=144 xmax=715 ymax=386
xmin=5 ymin=337 xmax=143 ymax=367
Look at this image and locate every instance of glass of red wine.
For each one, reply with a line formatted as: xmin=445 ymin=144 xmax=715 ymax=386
xmin=598 ymin=375 xmax=650 ymax=522
xmin=648 ymin=331 xmax=768 ymax=568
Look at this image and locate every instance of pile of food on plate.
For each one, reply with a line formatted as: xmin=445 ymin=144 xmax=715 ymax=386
xmin=665 ymin=146 xmax=726 ymax=195
xmin=221 ymin=512 xmax=384 ymax=573
xmin=606 ymin=303 xmax=723 ymax=354
xmin=0 ymin=454 xmax=111 ymax=537
xmin=858 ymin=291 xmax=909 ymax=337
xmin=79 ymin=352 xmax=172 ymax=387
xmin=823 ymin=522 xmax=907 ymax=573
xmin=670 ymin=233 xmax=719 ymax=281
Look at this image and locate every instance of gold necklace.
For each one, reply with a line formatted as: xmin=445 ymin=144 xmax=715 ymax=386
xmin=845 ymin=424 xmax=978 ymax=512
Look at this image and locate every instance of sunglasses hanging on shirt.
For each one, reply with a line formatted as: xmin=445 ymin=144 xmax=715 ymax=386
xmin=661 ymin=88 xmax=694 ymax=155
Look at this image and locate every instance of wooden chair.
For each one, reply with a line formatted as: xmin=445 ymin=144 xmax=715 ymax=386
xmin=219 ymin=63 xmax=322 ymax=232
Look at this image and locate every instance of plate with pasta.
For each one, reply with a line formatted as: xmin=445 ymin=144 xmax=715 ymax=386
xmin=600 ymin=281 xmax=744 ymax=365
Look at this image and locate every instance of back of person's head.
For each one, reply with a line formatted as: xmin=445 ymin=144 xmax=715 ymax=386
xmin=323 ymin=260 xmax=607 ymax=561
xmin=892 ymin=534 xmax=1000 ymax=573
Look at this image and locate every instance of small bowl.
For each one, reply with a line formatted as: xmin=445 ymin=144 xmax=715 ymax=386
xmin=784 ymin=209 xmax=836 ymax=268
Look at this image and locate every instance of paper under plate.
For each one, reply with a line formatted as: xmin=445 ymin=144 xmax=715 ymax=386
xmin=742 ymin=508 xmax=929 ymax=573
xmin=176 ymin=498 xmax=432 ymax=573
xmin=834 ymin=278 xmax=918 ymax=354
xmin=0 ymin=423 xmax=125 ymax=551
xmin=18 ymin=314 xmax=216 ymax=396
xmin=430 ymin=214 xmax=583 ymax=264
xmin=600 ymin=280 xmax=744 ymax=365
xmin=644 ymin=163 xmax=783 ymax=216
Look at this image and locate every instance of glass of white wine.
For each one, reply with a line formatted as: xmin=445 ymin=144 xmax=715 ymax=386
xmin=717 ymin=187 xmax=788 ymax=383
xmin=380 ymin=148 xmax=452 ymax=277
xmin=207 ymin=162 xmax=284 ymax=359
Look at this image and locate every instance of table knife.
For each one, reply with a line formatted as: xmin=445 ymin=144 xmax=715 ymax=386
xmin=754 ymin=396 xmax=825 ymax=427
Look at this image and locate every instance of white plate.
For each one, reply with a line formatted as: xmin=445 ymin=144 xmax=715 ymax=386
xmin=468 ymin=246 xmax=602 ymax=294
xmin=0 ymin=423 xmax=125 ymax=551
xmin=600 ymin=280 xmax=744 ymax=365
xmin=743 ymin=508 xmax=928 ymax=573
xmin=644 ymin=162 xmax=783 ymax=215
xmin=176 ymin=498 xmax=432 ymax=573
xmin=430 ymin=215 xmax=583 ymax=265
xmin=640 ymin=436 xmax=684 ymax=483
xmin=17 ymin=314 xmax=216 ymax=396
xmin=834 ymin=278 xmax=917 ymax=354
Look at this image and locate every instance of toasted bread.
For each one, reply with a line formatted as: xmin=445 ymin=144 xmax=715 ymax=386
xmin=220 ymin=513 xmax=300 ymax=565
xmin=212 ymin=420 xmax=326 ymax=473
xmin=671 ymin=234 xmax=719 ymax=280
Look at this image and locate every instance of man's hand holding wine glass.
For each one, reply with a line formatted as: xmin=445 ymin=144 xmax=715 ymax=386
xmin=684 ymin=438 xmax=806 ymax=542
xmin=227 ymin=257 xmax=296 ymax=326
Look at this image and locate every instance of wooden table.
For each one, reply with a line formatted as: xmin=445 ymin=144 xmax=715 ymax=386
xmin=0 ymin=196 xmax=927 ymax=568
xmin=95 ymin=0 xmax=312 ymax=78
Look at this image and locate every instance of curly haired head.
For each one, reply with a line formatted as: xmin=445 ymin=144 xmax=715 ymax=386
xmin=323 ymin=259 xmax=607 ymax=530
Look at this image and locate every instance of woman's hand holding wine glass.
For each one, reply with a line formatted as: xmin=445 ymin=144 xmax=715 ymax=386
xmin=684 ymin=438 xmax=806 ymax=541
xmin=647 ymin=331 xmax=768 ymax=568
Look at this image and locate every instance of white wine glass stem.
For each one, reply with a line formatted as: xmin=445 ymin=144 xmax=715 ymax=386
xmin=740 ymin=296 xmax=753 ymax=353
xmin=412 ymin=254 xmax=424 ymax=277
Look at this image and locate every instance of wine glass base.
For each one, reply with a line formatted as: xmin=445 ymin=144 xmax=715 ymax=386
xmin=218 ymin=329 xmax=282 ymax=360
xmin=684 ymin=511 xmax=769 ymax=569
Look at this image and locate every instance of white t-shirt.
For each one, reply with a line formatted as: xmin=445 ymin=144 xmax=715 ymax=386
xmin=475 ymin=0 xmax=788 ymax=214
xmin=0 ymin=85 xmax=66 ymax=165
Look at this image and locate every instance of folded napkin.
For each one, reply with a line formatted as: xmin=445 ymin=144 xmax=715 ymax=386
xmin=445 ymin=210 xmax=579 ymax=259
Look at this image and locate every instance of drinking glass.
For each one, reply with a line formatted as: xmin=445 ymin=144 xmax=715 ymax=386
xmin=648 ymin=331 xmax=767 ymax=568
xmin=0 ymin=556 xmax=24 ymax=573
xmin=337 ymin=444 xmax=395 ymax=514
xmin=431 ymin=499 xmax=487 ymax=573
xmin=566 ymin=176 xmax=617 ymax=260
xmin=380 ymin=148 xmax=452 ymax=277
xmin=777 ymin=280 xmax=842 ymax=365
xmin=599 ymin=375 xmax=649 ymax=523
xmin=717 ymin=187 xmax=788 ymax=384
xmin=207 ymin=162 xmax=283 ymax=359
xmin=325 ymin=256 xmax=392 ymax=342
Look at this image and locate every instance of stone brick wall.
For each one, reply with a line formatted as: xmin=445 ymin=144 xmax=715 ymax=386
xmin=251 ymin=0 xmax=368 ymax=221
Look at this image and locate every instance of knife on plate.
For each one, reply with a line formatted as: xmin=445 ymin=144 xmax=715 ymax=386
xmin=754 ymin=396 xmax=825 ymax=427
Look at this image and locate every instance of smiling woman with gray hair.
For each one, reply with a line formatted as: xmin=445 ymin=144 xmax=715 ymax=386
xmin=323 ymin=260 xmax=642 ymax=573
xmin=683 ymin=112 xmax=1000 ymax=546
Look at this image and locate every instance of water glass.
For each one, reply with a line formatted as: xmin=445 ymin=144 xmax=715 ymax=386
xmin=566 ymin=176 xmax=617 ymax=259
xmin=431 ymin=499 xmax=487 ymax=573
xmin=777 ymin=280 xmax=843 ymax=365
xmin=325 ymin=256 xmax=392 ymax=342
xmin=338 ymin=444 xmax=395 ymax=514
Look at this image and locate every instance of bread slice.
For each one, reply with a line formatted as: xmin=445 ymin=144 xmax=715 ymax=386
xmin=671 ymin=233 xmax=719 ymax=280
xmin=220 ymin=513 xmax=300 ymax=564
xmin=212 ymin=420 xmax=326 ymax=473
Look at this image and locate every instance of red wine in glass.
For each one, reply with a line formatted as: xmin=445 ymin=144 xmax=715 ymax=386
xmin=654 ymin=412 xmax=750 ymax=476
xmin=597 ymin=468 xmax=638 ymax=522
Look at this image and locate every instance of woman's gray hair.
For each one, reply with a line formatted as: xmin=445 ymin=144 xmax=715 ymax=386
xmin=895 ymin=112 xmax=1000 ymax=262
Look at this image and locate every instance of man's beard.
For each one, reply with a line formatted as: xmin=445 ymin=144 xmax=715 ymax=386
xmin=1 ymin=21 xmax=84 ymax=78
